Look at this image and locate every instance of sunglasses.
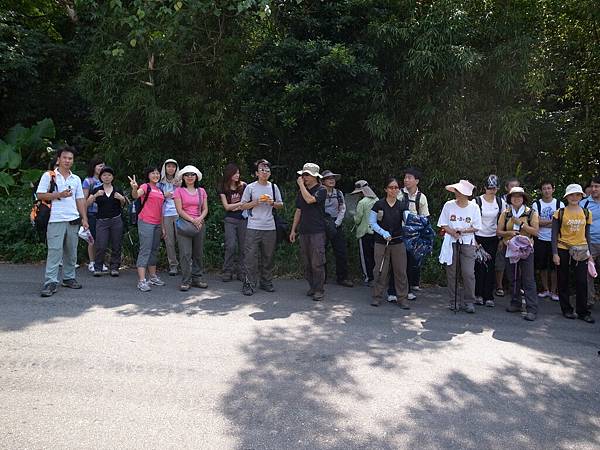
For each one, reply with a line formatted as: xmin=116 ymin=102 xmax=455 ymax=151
xmin=183 ymin=173 xmax=196 ymax=177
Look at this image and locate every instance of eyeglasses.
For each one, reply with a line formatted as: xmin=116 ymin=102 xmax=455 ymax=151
xmin=386 ymin=186 xmax=400 ymax=190
xmin=258 ymin=168 xmax=271 ymax=173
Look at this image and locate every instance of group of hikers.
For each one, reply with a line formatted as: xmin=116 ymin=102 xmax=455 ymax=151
xmin=35 ymin=147 xmax=600 ymax=324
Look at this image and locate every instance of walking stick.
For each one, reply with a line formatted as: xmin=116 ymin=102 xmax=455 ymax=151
xmin=378 ymin=236 xmax=402 ymax=274
xmin=454 ymin=237 xmax=462 ymax=313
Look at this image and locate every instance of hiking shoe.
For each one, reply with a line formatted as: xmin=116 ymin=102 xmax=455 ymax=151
xmin=337 ymin=279 xmax=354 ymax=287
xmin=411 ymin=285 xmax=422 ymax=291
xmin=463 ymin=303 xmax=475 ymax=314
xmin=398 ymin=301 xmax=410 ymax=310
xmin=448 ymin=304 xmax=458 ymax=312
xmin=221 ymin=272 xmax=233 ymax=282
xmin=169 ymin=269 xmax=178 ymax=276
xmin=563 ymin=312 xmax=577 ymax=319
xmin=137 ymin=279 xmax=151 ymax=292
xmin=506 ymin=304 xmax=521 ymax=313
xmin=110 ymin=270 xmax=119 ymax=277
xmin=40 ymin=282 xmax=58 ymax=297
xmin=538 ymin=290 xmax=550 ymax=298
xmin=88 ymin=262 xmax=95 ymax=272
xmin=578 ymin=315 xmax=595 ymax=324
xmin=192 ymin=279 xmax=208 ymax=288
xmin=259 ymin=283 xmax=275 ymax=292
xmin=62 ymin=279 xmax=82 ymax=289
xmin=475 ymin=296 xmax=484 ymax=305
xmin=312 ymin=291 xmax=324 ymax=302
xmin=93 ymin=271 xmax=103 ymax=277
xmin=524 ymin=312 xmax=537 ymax=321
xmin=180 ymin=284 xmax=190 ymax=292
xmin=387 ymin=294 xmax=397 ymax=303
xmin=485 ymin=299 xmax=495 ymax=307
xmin=370 ymin=297 xmax=381 ymax=307
xmin=407 ymin=292 xmax=417 ymax=301
xmin=550 ymin=293 xmax=559 ymax=301
xmin=306 ymin=288 xmax=315 ymax=297
xmin=148 ymin=275 xmax=165 ymax=286
xmin=242 ymin=282 xmax=254 ymax=296
xmin=495 ymin=288 xmax=505 ymax=297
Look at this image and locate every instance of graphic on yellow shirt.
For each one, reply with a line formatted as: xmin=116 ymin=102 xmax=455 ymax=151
xmin=553 ymin=207 xmax=593 ymax=249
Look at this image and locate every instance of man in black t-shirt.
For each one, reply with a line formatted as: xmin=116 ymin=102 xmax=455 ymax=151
xmin=290 ymin=163 xmax=327 ymax=301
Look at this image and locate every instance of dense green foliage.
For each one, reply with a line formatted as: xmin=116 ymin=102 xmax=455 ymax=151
xmin=1 ymin=0 xmax=598 ymax=278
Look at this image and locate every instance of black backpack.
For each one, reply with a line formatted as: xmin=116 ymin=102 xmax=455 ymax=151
xmin=402 ymin=191 xmax=422 ymax=215
xmin=475 ymin=195 xmax=503 ymax=222
xmin=30 ymin=170 xmax=57 ymax=236
xmin=128 ymin=184 xmax=152 ymax=226
xmin=271 ymin=183 xmax=289 ymax=244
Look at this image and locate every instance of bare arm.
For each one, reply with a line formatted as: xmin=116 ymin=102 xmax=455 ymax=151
xmin=289 ymin=209 xmax=301 ymax=243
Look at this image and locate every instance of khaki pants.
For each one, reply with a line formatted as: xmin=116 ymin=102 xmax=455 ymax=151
xmin=163 ymin=215 xmax=179 ymax=272
xmin=372 ymin=242 xmax=408 ymax=302
xmin=588 ymin=243 xmax=600 ymax=306
xmin=299 ymin=232 xmax=327 ymax=293
xmin=445 ymin=243 xmax=476 ymax=307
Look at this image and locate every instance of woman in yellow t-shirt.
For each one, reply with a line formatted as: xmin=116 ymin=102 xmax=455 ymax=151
xmin=551 ymin=184 xmax=594 ymax=323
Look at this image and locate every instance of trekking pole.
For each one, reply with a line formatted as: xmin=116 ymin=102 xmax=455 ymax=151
xmin=378 ymin=236 xmax=402 ymax=274
xmin=454 ymin=237 xmax=462 ymax=313
xmin=379 ymin=240 xmax=390 ymax=275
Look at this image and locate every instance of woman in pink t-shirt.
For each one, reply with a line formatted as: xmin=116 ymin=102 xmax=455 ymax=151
xmin=174 ymin=165 xmax=209 ymax=291
xmin=129 ymin=165 xmax=165 ymax=292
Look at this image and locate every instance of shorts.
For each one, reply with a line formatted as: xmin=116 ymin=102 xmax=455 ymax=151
xmin=534 ymin=238 xmax=554 ymax=271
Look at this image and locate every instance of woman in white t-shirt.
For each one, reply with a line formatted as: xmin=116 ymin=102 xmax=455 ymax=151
xmin=472 ymin=175 xmax=504 ymax=307
xmin=437 ymin=180 xmax=482 ymax=313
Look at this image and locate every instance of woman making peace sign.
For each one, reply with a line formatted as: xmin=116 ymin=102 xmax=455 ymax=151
xmin=129 ymin=166 xmax=165 ymax=292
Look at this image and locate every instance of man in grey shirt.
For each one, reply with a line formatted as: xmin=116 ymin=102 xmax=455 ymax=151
xmin=239 ymin=159 xmax=283 ymax=295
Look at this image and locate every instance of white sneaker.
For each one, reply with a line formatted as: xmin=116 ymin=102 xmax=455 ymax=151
xmin=407 ymin=292 xmax=417 ymax=301
xmin=387 ymin=294 xmax=397 ymax=302
xmin=137 ymin=279 xmax=151 ymax=292
xmin=475 ymin=296 xmax=484 ymax=305
xmin=551 ymin=293 xmax=559 ymax=301
xmin=411 ymin=285 xmax=422 ymax=291
xmin=149 ymin=275 xmax=165 ymax=286
xmin=88 ymin=262 xmax=94 ymax=272
xmin=485 ymin=299 xmax=495 ymax=307
xmin=102 ymin=264 xmax=109 ymax=272
xmin=538 ymin=290 xmax=550 ymax=298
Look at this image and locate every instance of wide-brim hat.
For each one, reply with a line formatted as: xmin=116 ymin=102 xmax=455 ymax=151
xmin=350 ymin=180 xmax=377 ymax=198
xmin=321 ymin=170 xmax=341 ymax=180
xmin=297 ymin=162 xmax=322 ymax=178
xmin=563 ymin=183 xmax=584 ymax=198
xmin=176 ymin=165 xmax=203 ymax=184
xmin=506 ymin=186 xmax=530 ymax=204
xmin=445 ymin=179 xmax=475 ymax=197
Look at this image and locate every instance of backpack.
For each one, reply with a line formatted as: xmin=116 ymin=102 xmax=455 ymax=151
xmin=30 ymin=170 xmax=57 ymax=235
xmin=271 ymin=183 xmax=289 ymax=244
xmin=535 ymin=198 xmax=560 ymax=219
xmin=128 ymin=184 xmax=152 ymax=226
xmin=502 ymin=206 xmax=534 ymax=231
xmin=557 ymin=207 xmax=590 ymax=238
xmin=402 ymin=191 xmax=422 ymax=215
xmin=475 ymin=195 xmax=503 ymax=222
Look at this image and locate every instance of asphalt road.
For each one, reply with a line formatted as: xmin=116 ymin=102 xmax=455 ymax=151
xmin=1 ymin=263 xmax=599 ymax=449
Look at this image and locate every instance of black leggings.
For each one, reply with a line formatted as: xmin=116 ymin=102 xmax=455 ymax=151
xmin=557 ymin=248 xmax=589 ymax=316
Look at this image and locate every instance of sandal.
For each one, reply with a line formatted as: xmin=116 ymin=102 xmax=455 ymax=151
xmin=495 ymin=288 xmax=505 ymax=297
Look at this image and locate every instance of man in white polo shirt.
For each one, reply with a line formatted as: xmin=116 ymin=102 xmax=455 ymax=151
xmin=36 ymin=147 xmax=89 ymax=297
